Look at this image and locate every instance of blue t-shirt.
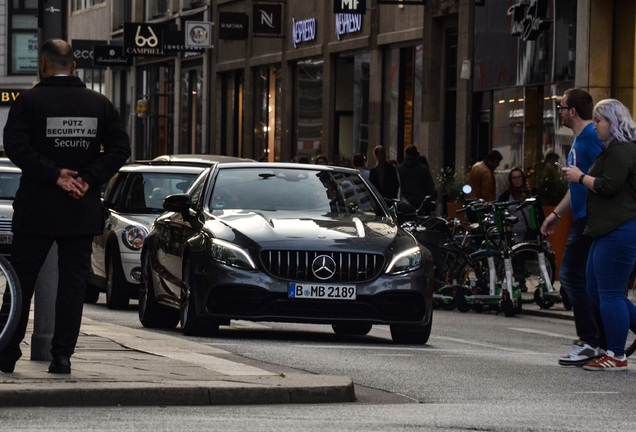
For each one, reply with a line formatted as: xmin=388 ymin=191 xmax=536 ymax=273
xmin=568 ymin=122 xmax=602 ymax=220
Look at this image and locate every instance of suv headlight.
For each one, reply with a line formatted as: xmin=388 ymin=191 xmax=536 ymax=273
xmin=122 ymin=225 xmax=149 ymax=250
xmin=386 ymin=246 xmax=422 ymax=275
xmin=210 ymin=238 xmax=256 ymax=270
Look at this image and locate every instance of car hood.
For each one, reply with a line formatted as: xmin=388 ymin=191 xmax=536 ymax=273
xmin=206 ymin=210 xmax=407 ymax=251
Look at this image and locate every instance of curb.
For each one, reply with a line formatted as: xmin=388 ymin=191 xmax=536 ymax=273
xmin=0 ymin=374 xmax=356 ymax=407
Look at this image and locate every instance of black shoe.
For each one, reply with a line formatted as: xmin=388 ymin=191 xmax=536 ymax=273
xmin=48 ymin=356 xmax=71 ymax=374
xmin=0 ymin=360 xmax=15 ymax=373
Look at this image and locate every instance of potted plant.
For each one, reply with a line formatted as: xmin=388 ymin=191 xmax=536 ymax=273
xmin=436 ymin=167 xmax=468 ymax=218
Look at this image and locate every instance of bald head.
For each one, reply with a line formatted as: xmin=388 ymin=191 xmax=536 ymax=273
xmin=39 ymin=39 xmax=75 ymax=78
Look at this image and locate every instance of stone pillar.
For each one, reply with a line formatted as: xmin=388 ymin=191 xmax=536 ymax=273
xmin=31 ymin=243 xmax=57 ymax=361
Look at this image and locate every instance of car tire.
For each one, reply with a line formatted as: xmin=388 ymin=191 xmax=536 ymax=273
xmin=138 ymin=254 xmax=179 ymax=329
xmin=106 ymin=253 xmax=130 ymax=310
xmin=332 ymin=323 xmax=373 ymax=336
xmin=390 ymin=316 xmax=432 ymax=345
xmin=84 ymin=283 xmax=100 ymax=304
xmin=181 ymin=258 xmax=219 ymax=337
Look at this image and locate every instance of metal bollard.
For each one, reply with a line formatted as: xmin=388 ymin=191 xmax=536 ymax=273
xmin=30 ymin=242 xmax=58 ymax=361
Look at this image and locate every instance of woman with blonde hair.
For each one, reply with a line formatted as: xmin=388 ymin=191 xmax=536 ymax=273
xmin=563 ymin=98 xmax=636 ymax=370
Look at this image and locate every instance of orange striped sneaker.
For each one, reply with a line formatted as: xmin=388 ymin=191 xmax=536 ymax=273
xmin=583 ymin=351 xmax=628 ymax=371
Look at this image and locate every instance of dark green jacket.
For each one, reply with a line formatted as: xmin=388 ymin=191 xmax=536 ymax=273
xmin=585 ymin=141 xmax=636 ymax=236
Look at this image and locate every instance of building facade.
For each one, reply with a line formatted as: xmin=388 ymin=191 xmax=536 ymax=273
xmin=1 ymin=1 xmax=635 ymax=183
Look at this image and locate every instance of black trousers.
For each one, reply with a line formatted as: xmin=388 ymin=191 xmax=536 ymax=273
xmin=0 ymin=233 xmax=93 ymax=363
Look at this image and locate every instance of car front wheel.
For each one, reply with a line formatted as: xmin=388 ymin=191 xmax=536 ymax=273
xmin=390 ymin=316 xmax=432 ymax=345
xmin=180 ymin=258 xmax=219 ymax=337
xmin=138 ymin=254 xmax=179 ymax=329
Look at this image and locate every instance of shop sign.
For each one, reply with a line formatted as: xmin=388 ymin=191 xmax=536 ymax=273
xmin=0 ymin=90 xmax=26 ymax=106
xmin=72 ymin=39 xmax=107 ymax=69
xmin=93 ymin=45 xmax=132 ymax=67
xmin=253 ymin=3 xmax=283 ymax=36
xmin=219 ymin=13 xmax=248 ymax=40
xmin=164 ymin=30 xmax=206 ymax=52
xmin=292 ymin=17 xmax=317 ymax=48
xmin=185 ymin=21 xmax=213 ymax=48
xmin=334 ymin=0 xmax=366 ymax=14
xmin=124 ymin=23 xmax=167 ymax=56
xmin=335 ymin=13 xmax=362 ymax=40
xmin=507 ymin=0 xmax=552 ymax=41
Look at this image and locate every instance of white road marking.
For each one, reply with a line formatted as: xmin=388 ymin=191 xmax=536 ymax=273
xmin=509 ymin=327 xmax=573 ymax=340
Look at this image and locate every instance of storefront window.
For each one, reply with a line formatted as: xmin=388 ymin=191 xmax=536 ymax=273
xmin=254 ymin=66 xmax=282 ymax=161
xmin=334 ymin=51 xmax=370 ymax=166
xmin=386 ymin=46 xmax=423 ymax=162
xmin=135 ymin=64 xmax=174 ymax=160
xmin=543 ymin=83 xmax=574 ymax=163
xmin=179 ymin=62 xmax=203 ymax=154
xmin=492 ymin=88 xmax=525 ymax=170
xmin=295 ymin=59 xmax=323 ymax=162
xmin=220 ymin=71 xmax=244 ymax=157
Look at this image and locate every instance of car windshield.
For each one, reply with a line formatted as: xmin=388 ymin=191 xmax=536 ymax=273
xmin=0 ymin=172 xmax=20 ymax=200
xmin=210 ymin=167 xmax=384 ymax=216
xmin=123 ymin=172 xmax=200 ymax=214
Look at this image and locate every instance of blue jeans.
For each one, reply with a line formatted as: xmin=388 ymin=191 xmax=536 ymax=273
xmin=586 ymin=217 xmax=636 ymax=357
xmin=559 ymin=218 xmax=602 ymax=348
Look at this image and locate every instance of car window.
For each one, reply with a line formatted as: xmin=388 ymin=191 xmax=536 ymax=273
xmin=103 ymin=173 xmax=126 ymax=207
xmin=122 ymin=172 xmax=200 ymax=214
xmin=210 ymin=168 xmax=383 ymax=216
xmin=0 ymin=172 xmax=21 ymax=200
xmin=188 ymin=170 xmax=208 ymax=208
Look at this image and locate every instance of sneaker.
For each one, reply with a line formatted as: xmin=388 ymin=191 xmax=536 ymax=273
xmin=583 ymin=351 xmax=628 ymax=371
xmin=558 ymin=339 xmax=600 ymax=367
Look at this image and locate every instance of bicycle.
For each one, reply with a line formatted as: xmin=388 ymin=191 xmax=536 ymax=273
xmin=511 ymin=197 xmax=567 ymax=309
xmin=0 ymin=254 xmax=21 ymax=353
xmin=454 ymin=200 xmax=522 ymax=316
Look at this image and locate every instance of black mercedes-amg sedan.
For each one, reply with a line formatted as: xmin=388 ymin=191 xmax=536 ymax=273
xmin=139 ymin=162 xmax=434 ymax=344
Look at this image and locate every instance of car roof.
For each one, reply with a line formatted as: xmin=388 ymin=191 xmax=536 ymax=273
xmin=117 ymin=163 xmax=206 ymax=174
xmin=151 ymin=154 xmax=255 ymax=165
xmin=215 ymin=161 xmax=359 ymax=174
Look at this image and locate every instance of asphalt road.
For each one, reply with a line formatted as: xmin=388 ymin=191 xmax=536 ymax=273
xmin=3 ymin=298 xmax=636 ymax=431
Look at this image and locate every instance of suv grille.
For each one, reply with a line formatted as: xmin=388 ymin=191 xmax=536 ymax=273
xmin=260 ymin=250 xmax=385 ymax=283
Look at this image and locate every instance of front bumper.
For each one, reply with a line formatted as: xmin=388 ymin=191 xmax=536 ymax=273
xmin=190 ymin=255 xmax=434 ymax=326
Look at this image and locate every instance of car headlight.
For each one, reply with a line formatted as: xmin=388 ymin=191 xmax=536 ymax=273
xmin=210 ymin=238 xmax=256 ymax=270
xmin=385 ymin=246 xmax=422 ymax=275
xmin=122 ymin=225 xmax=149 ymax=250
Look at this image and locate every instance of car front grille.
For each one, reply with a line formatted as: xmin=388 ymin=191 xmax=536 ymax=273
xmin=260 ymin=250 xmax=385 ymax=283
xmin=0 ymin=219 xmax=12 ymax=233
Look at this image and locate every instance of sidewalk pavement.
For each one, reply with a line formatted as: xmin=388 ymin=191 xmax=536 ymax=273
xmin=0 ymin=316 xmax=355 ymax=407
xmin=0 ymin=302 xmax=571 ymax=408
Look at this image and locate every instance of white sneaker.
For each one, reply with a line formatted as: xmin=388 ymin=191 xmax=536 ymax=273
xmin=558 ymin=339 xmax=600 ymax=367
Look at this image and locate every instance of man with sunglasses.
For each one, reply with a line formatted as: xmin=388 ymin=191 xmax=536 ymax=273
xmin=541 ymin=88 xmax=604 ymax=367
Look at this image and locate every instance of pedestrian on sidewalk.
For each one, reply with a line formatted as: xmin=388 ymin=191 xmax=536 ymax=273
xmin=466 ymin=150 xmax=503 ymax=202
xmin=562 ymin=98 xmax=636 ymax=371
xmin=369 ymin=145 xmax=400 ymax=200
xmin=541 ymin=88 xmax=604 ymax=367
xmin=0 ymin=39 xmax=130 ymax=374
xmin=398 ymin=145 xmax=436 ymax=214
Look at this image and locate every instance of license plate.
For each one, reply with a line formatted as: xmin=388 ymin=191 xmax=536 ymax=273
xmin=288 ymin=283 xmax=356 ymax=300
xmin=0 ymin=234 xmax=12 ymax=244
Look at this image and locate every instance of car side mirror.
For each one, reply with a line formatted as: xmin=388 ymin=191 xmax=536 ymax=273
xmin=163 ymin=193 xmax=192 ymax=215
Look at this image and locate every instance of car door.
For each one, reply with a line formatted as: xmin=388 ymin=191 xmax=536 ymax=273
xmin=155 ymin=169 xmax=210 ymax=300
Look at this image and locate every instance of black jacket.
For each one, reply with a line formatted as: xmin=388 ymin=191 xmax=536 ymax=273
xmin=3 ymin=76 xmax=130 ymax=235
xmin=397 ymin=158 xmax=436 ymax=208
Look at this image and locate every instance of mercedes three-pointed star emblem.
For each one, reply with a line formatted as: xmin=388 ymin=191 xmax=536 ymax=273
xmin=311 ymin=255 xmax=337 ymax=280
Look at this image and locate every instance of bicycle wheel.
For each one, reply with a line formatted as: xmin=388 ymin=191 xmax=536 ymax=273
xmin=454 ymin=251 xmax=504 ymax=296
xmin=0 ymin=255 xmax=21 ymax=353
xmin=625 ymin=263 xmax=636 ymax=357
xmin=512 ymin=243 xmax=556 ymax=304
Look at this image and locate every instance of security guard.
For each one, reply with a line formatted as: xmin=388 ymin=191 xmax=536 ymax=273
xmin=0 ymin=39 xmax=130 ymax=374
